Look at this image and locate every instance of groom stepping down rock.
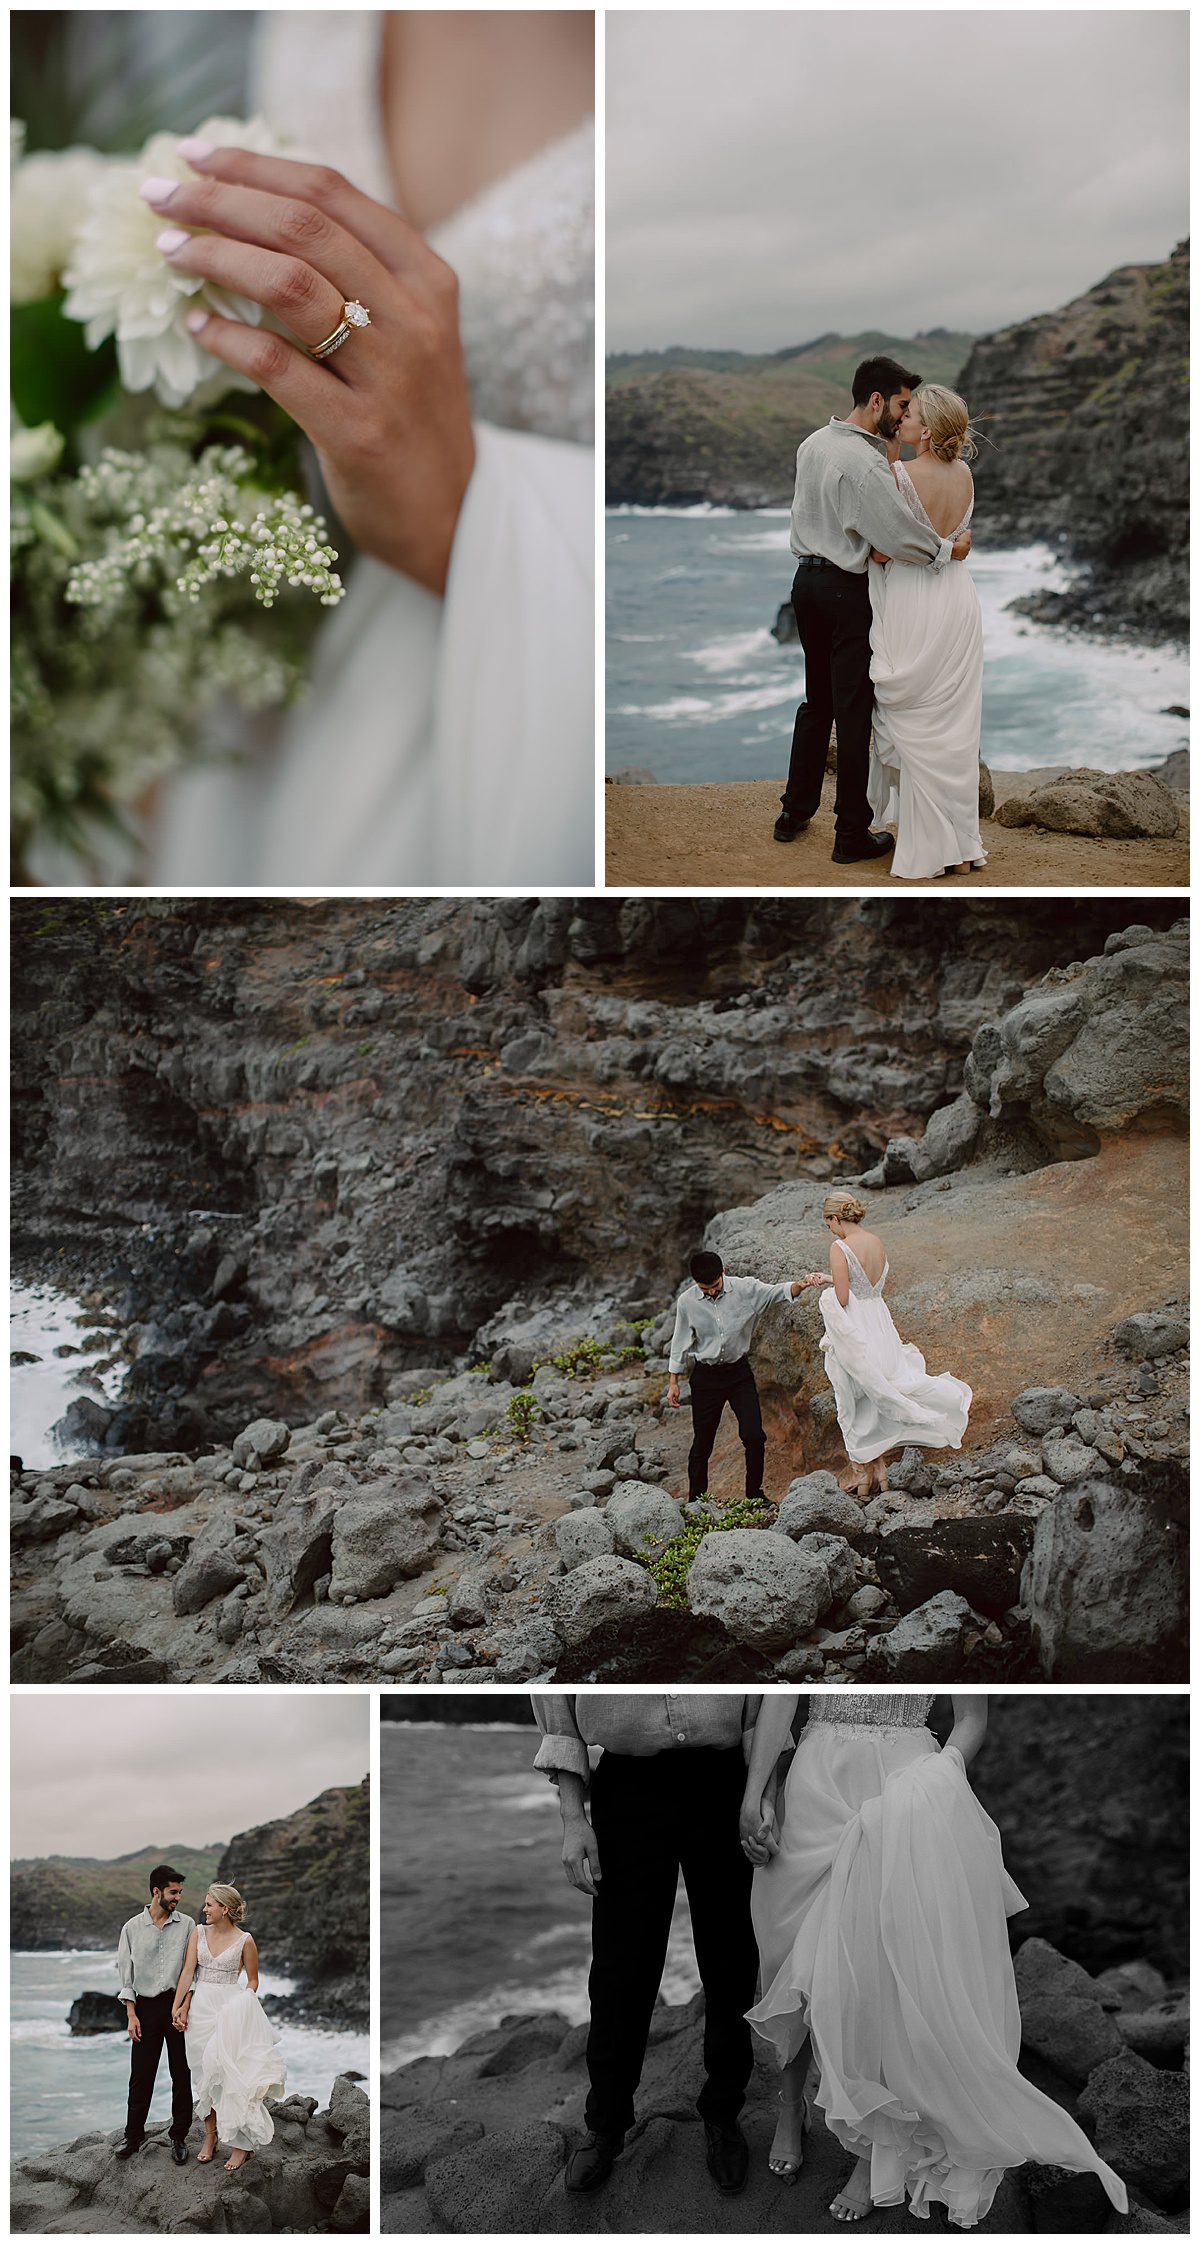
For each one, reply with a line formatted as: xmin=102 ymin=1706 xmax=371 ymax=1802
xmin=534 ymin=1693 xmax=763 ymax=2197
xmin=667 ymin=1251 xmax=819 ymax=1503
xmin=115 ymin=1865 xmax=195 ymax=2165
xmin=776 ymin=354 xmax=972 ymax=861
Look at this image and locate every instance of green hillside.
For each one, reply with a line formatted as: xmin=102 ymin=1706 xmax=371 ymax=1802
xmin=11 ymin=1842 xmax=226 ymax=1950
xmin=606 ymin=328 xmax=976 ymax=390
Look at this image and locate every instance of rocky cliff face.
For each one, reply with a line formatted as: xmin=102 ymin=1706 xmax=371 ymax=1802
xmin=218 ymin=1781 xmax=368 ymax=2026
xmin=9 ymin=1843 xmax=223 ymax=1952
xmin=960 ymin=242 xmax=1188 ymax=639
xmin=12 ymin=897 xmax=1180 ymax=1453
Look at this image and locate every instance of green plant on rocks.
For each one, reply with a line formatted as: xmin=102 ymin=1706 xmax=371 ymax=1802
xmin=547 ymin=1323 xmax=651 ymax=1380
xmin=505 ymin=1389 xmax=542 ymax=1443
xmin=643 ymin=1495 xmax=770 ymax=1609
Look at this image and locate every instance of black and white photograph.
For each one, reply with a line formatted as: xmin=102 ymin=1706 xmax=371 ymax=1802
xmin=10 ymin=1690 xmax=370 ymax=2233
xmin=11 ymin=895 xmax=1187 ymax=1689
xmin=380 ymin=1689 xmax=1188 ymax=2233
xmin=604 ymin=9 xmax=1189 ymax=890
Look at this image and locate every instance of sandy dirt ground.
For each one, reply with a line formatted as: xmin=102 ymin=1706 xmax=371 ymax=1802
xmin=605 ymin=774 xmax=1190 ymax=889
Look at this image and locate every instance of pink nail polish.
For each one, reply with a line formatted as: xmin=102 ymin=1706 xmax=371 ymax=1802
xmin=156 ymin=228 xmax=191 ymax=255
xmin=184 ymin=309 xmax=210 ymax=334
xmin=139 ymin=175 xmax=179 ymax=207
xmin=177 ymin=136 xmax=216 ymax=165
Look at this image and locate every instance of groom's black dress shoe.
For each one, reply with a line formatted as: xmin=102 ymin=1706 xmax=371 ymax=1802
xmin=704 ymin=2120 xmax=750 ymax=2194
xmin=564 ymin=2129 xmax=626 ymax=2192
xmin=171 ymin=2140 xmax=189 ymax=2165
xmin=831 ymin=832 xmax=894 ymax=864
xmin=773 ymin=810 xmax=808 ymax=842
xmin=114 ymin=2138 xmax=143 ymax=2160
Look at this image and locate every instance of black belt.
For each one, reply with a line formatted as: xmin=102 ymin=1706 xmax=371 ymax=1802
xmin=793 ymin=555 xmax=836 ymax=569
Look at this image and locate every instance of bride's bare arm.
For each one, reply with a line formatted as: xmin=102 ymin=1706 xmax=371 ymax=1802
xmin=946 ymin=1694 xmax=988 ymax=1766
xmin=241 ymin=1935 xmax=260 ymax=1993
xmin=171 ymin=1925 xmax=199 ymax=2029
xmin=831 ymin=1240 xmax=850 ymax=1309
xmin=740 ymin=1692 xmax=801 ymax=1844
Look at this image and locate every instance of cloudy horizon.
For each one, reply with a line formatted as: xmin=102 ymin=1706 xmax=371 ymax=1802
xmin=607 ymin=10 xmax=1189 ymax=353
xmin=11 ymin=1695 xmax=370 ymax=1860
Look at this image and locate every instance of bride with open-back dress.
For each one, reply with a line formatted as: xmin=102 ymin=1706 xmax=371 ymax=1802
xmin=867 ymin=384 xmax=986 ymax=881
xmin=817 ymin=1192 xmax=971 ymax=1493
xmin=741 ymin=1694 xmax=1129 ymax=2228
xmin=151 ymin=9 xmax=593 ymax=885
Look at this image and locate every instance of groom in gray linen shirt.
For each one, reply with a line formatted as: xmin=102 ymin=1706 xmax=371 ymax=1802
xmin=774 ymin=352 xmax=972 ymax=860
xmin=115 ymin=1865 xmax=195 ymax=2163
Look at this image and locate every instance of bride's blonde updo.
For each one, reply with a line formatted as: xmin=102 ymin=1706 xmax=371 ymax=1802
xmin=913 ymin=384 xmax=978 ymax=463
xmin=206 ymin=1884 xmax=246 ymax=1924
xmin=823 ymin=1191 xmax=867 ymax=1225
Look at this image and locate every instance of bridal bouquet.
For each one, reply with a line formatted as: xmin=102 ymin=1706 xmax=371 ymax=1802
xmin=11 ymin=115 xmax=344 ymax=880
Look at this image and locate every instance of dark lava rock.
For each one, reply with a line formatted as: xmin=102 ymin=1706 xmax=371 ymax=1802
xmin=1077 ymin=2046 xmax=1189 ymax=2211
xmin=551 ymin=1608 xmax=775 ymax=1684
xmin=68 ymin=1990 xmax=128 ymax=2035
xmin=866 ymin=1514 xmax=1037 ymax=1622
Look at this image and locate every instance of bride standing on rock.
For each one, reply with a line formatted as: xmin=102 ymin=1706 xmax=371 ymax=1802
xmin=815 ymin=1191 xmax=970 ymax=1495
xmin=867 ymin=386 xmax=987 ymax=879
xmin=172 ymin=1885 xmax=286 ymax=2172
xmin=740 ymin=1693 xmax=1129 ymax=2227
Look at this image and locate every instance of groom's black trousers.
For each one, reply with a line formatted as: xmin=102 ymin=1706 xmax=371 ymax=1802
xmin=781 ymin=559 xmax=876 ymax=844
xmin=125 ymin=1990 xmax=193 ymax=2144
xmin=687 ymin=1357 xmax=766 ymax=1503
xmin=584 ymin=1744 xmax=759 ymax=2137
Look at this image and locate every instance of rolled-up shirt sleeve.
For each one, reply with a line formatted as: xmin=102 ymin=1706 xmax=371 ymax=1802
xmin=667 ymin=1296 xmax=694 ymax=1375
xmin=532 ymin=1694 xmax=590 ymax=1783
xmin=117 ymin=1922 xmax=135 ymax=2005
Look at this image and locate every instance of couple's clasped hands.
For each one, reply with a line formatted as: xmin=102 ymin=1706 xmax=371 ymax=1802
xmin=170 ymin=2001 xmax=190 ymax=2034
xmin=139 ymin=140 xmax=477 ymax=594
xmin=739 ymin=1795 xmax=779 ymax=1867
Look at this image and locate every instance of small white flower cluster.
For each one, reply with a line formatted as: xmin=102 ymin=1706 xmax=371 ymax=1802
xmin=64 ymin=443 xmax=344 ymax=616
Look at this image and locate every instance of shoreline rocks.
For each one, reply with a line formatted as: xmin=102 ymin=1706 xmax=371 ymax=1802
xmin=11 ymin=2074 xmax=369 ymax=2234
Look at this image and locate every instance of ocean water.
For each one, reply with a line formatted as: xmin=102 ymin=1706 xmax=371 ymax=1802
xmin=11 ymin=1951 xmax=369 ymax=2157
xmin=379 ymin=1723 xmax=703 ymax=2073
xmin=606 ymin=509 xmax=1190 ymax=782
xmin=10 ymin=1284 xmax=128 ymax=1469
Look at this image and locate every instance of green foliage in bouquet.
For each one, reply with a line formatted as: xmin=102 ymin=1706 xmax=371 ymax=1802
xmin=10 ymin=111 xmax=347 ymax=882
xmin=12 ymin=412 xmax=344 ymax=880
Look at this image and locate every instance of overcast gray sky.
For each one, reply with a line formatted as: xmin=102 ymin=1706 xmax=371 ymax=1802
xmin=11 ymin=1695 xmax=369 ymax=1858
xmin=607 ymin=10 xmax=1189 ymax=351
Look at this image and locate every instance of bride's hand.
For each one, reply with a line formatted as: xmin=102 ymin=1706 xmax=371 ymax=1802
xmin=141 ymin=143 xmax=477 ymax=595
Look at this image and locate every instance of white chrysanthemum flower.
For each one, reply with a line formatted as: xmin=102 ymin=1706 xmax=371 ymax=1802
xmin=11 ymin=140 xmax=109 ymax=303
xmin=61 ymin=113 xmax=286 ymax=408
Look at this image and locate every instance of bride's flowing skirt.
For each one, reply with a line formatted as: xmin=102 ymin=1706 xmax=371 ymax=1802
xmin=186 ymin=1985 xmax=287 ymax=2151
xmin=867 ymin=558 xmax=986 ymax=880
xmin=819 ymin=1286 xmax=970 ymax=1463
xmin=749 ymin=1730 xmax=1128 ymax=2228
xmin=151 ymin=421 xmax=594 ymax=884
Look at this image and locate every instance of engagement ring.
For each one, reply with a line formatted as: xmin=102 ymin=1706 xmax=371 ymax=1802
xmin=310 ymin=300 xmax=371 ymax=360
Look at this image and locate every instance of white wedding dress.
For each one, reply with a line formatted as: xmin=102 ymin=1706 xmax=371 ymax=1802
xmin=820 ymin=1237 xmax=971 ymax=1464
xmin=867 ymin=461 xmax=986 ymax=880
xmin=749 ymin=1694 xmax=1129 ymax=2229
xmin=185 ymin=1926 xmax=287 ymax=2152
xmin=151 ymin=9 xmax=594 ymax=884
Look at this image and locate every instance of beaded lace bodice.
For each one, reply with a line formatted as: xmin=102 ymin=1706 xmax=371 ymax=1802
xmin=834 ymin=1239 xmax=889 ymax=1301
xmin=895 ymin=459 xmax=974 ymax=545
xmin=806 ymin=1692 xmax=935 ymax=1731
xmin=255 ymin=11 xmax=593 ymax=446
xmin=196 ymin=1926 xmax=249 ymax=1986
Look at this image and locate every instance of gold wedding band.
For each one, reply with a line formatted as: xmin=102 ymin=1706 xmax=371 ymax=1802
xmin=310 ymin=299 xmax=371 ymax=360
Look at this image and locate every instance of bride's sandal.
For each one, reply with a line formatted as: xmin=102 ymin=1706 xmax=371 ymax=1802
xmin=830 ymin=2158 xmax=874 ymax=2221
xmin=224 ymin=2149 xmax=253 ymax=2172
xmin=198 ymin=2128 xmax=218 ymax=2164
xmin=768 ymin=2089 xmax=811 ymax=2182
